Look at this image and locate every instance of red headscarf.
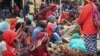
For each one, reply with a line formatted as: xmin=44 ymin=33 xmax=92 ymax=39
xmin=9 ymin=18 xmax=18 ymax=31
xmin=38 ymin=4 xmax=57 ymax=19
xmin=3 ymin=29 xmax=17 ymax=56
xmin=58 ymin=11 xmax=70 ymax=24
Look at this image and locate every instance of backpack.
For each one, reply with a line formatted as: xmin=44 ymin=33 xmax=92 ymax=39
xmin=92 ymin=3 xmax=100 ymax=29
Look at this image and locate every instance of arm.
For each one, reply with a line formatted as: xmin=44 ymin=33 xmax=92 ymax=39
xmin=32 ymin=30 xmax=38 ymax=40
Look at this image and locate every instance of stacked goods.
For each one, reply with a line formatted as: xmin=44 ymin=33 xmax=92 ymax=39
xmin=67 ymin=24 xmax=80 ymax=36
xmin=48 ymin=42 xmax=67 ymax=54
xmin=60 ymin=45 xmax=87 ymax=56
xmin=48 ymin=39 xmax=87 ymax=56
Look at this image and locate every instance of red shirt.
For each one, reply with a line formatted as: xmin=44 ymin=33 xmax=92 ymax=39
xmin=77 ymin=2 xmax=98 ymax=34
xmin=46 ymin=22 xmax=54 ymax=35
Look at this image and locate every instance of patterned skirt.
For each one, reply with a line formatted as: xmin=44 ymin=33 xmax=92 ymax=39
xmin=84 ymin=34 xmax=97 ymax=54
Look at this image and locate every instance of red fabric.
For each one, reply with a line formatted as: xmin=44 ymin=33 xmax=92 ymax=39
xmin=3 ymin=29 xmax=17 ymax=56
xmin=25 ymin=36 xmax=32 ymax=45
xmin=58 ymin=11 xmax=69 ymax=24
xmin=29 ymin=32 xmax=50 ymax=56
xmin=9 ymin=18 xmax=18 ymax=31
xmin=13 ymin=5 xmax=19 ymax=12
xmin=60 ymin=11 xmax=70 ymax=20
xmin=84 ymin=0 xmax=94 ymax=1
xmin=46 ymin=22 xmax=54 ymax=36
xmin=77 ymin=2 xmax=98 ymax=34
xmin=38 ymin=4 xmax=57 ymax=19
xmin=3 ymin=50 xmax=14 ymax=56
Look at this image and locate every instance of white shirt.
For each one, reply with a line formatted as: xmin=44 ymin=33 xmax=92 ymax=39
xmin=0 ymin=41 xmax=7 ymax=56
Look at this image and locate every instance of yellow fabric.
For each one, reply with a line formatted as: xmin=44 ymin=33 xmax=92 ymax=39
xmin=29 ymin=5 xmax=34 ymax=14
xmin=64 ymin=25 xmax=68 ymax=29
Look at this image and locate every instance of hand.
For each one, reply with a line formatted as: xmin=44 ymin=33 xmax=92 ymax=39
xmin=81 ymin=34 xmax=85 ymax=38
xmin=42 ymin=36 xmax=48 ymax=43
xmin=16 ymin=24 xmax=23 ymax=34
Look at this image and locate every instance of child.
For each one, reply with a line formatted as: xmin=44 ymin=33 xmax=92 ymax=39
xmin=52 ymin=25 xmax=63 ymax=44
xmin=0 ymin=30 xmax=6 ymax=56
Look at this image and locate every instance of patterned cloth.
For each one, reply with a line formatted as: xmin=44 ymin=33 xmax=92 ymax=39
xmin=84 ymin=34 xmax=97 ymax=54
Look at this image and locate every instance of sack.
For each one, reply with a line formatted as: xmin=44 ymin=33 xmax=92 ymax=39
xmin=92 ymin=3 xmax=100 ymax=28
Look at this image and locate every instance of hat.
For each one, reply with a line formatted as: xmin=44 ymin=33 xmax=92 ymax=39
xmin=72 ymin=33 xmax=80 ymax=39
xmin=47 ymin=15 xmax=56 ymax=22
xmin=54 ymin=25 xmax=62 ymax=32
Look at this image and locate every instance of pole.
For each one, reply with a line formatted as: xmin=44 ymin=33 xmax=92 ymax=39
xmin=34 ymin=0 xmax=36 ymax=11
xmin=52 ymin=0 xmax=53 ymax=3
xmin=60 ymin=0 xmax=62 ymax=14
xmin=11 ymin=0 xmax=14 ymax=13
xmin=11 ymin=0 xmax=14 ymax=7
xmin=22 ymin=0 xmax=24 ymax=9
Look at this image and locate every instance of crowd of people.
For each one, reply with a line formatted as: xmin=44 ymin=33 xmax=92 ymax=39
xmin=0 ymin=0 xmax=100 ymax=56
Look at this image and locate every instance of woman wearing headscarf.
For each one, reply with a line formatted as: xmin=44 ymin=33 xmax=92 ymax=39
xmin=0 ymin=30 xmax=7 ymax=56
xmin=9 ymin=17 xmax=18 ymax=31
xmin=29 ymin=32 xmax=50 ymax=56
xmin=52 ymin=25 xmax=63 ymax=43
xmin=38 ymin=4 xmax=57 ymax=20
xmin=77 ymin=0 xmax=98 ymax=56
xmin=29 ymin=20 xmax=50 ymax=56
xmin=2 ymin=29 xmax=17 ymax=56
xmin=2 ymin=22 xmax=23 ymax=56
xmin=68 ymin=33 xmax=87 ymax=52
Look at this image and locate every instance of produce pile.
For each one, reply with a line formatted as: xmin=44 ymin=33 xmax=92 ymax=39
xmin=67 ymin=23 xmax=80 ymax=36
xmin=48 ymin=42 xmax=87 ymax=56
xmin=47 ymin=23 xmax=87 ymax=56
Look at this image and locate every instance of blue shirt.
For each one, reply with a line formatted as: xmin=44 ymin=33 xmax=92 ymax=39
xmin=32 ymin=27 xmax=43 ymax=40
xmin=53 ymin=32 xmax=61 ymax=43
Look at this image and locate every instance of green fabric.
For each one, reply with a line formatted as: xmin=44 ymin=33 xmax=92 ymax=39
xmin=31 ymin=21 xmax=36 ymax=28
xmin=68 ymin=33 xmax=87 ymax=52
xmin=76 ymin=0 xmax=83 ymax=5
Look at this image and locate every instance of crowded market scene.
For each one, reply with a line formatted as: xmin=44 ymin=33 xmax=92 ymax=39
xmin=0 ymin=0 xmax=100 ymax=56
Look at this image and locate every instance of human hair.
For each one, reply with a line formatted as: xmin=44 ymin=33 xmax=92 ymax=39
xmin=15 ymin=22 xmax=24 ymax=32
xmin=26 ymin=19 xmax=31 ymax=25
xmin=0 ymin=31 xmax=3 ymax=35
xmin=24 ymin=27 xmax=29 ymax=34
xmin=38 ymin=20 xmax=47 ymax=28
xmin=0 ymin=31 xmax=3 ymax=42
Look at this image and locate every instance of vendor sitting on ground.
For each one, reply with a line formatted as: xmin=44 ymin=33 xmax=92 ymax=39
xmin=68 ymin=33 xmax=87 ymax=52
xmin=52 ymin=25 xmax=63 ymax=44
